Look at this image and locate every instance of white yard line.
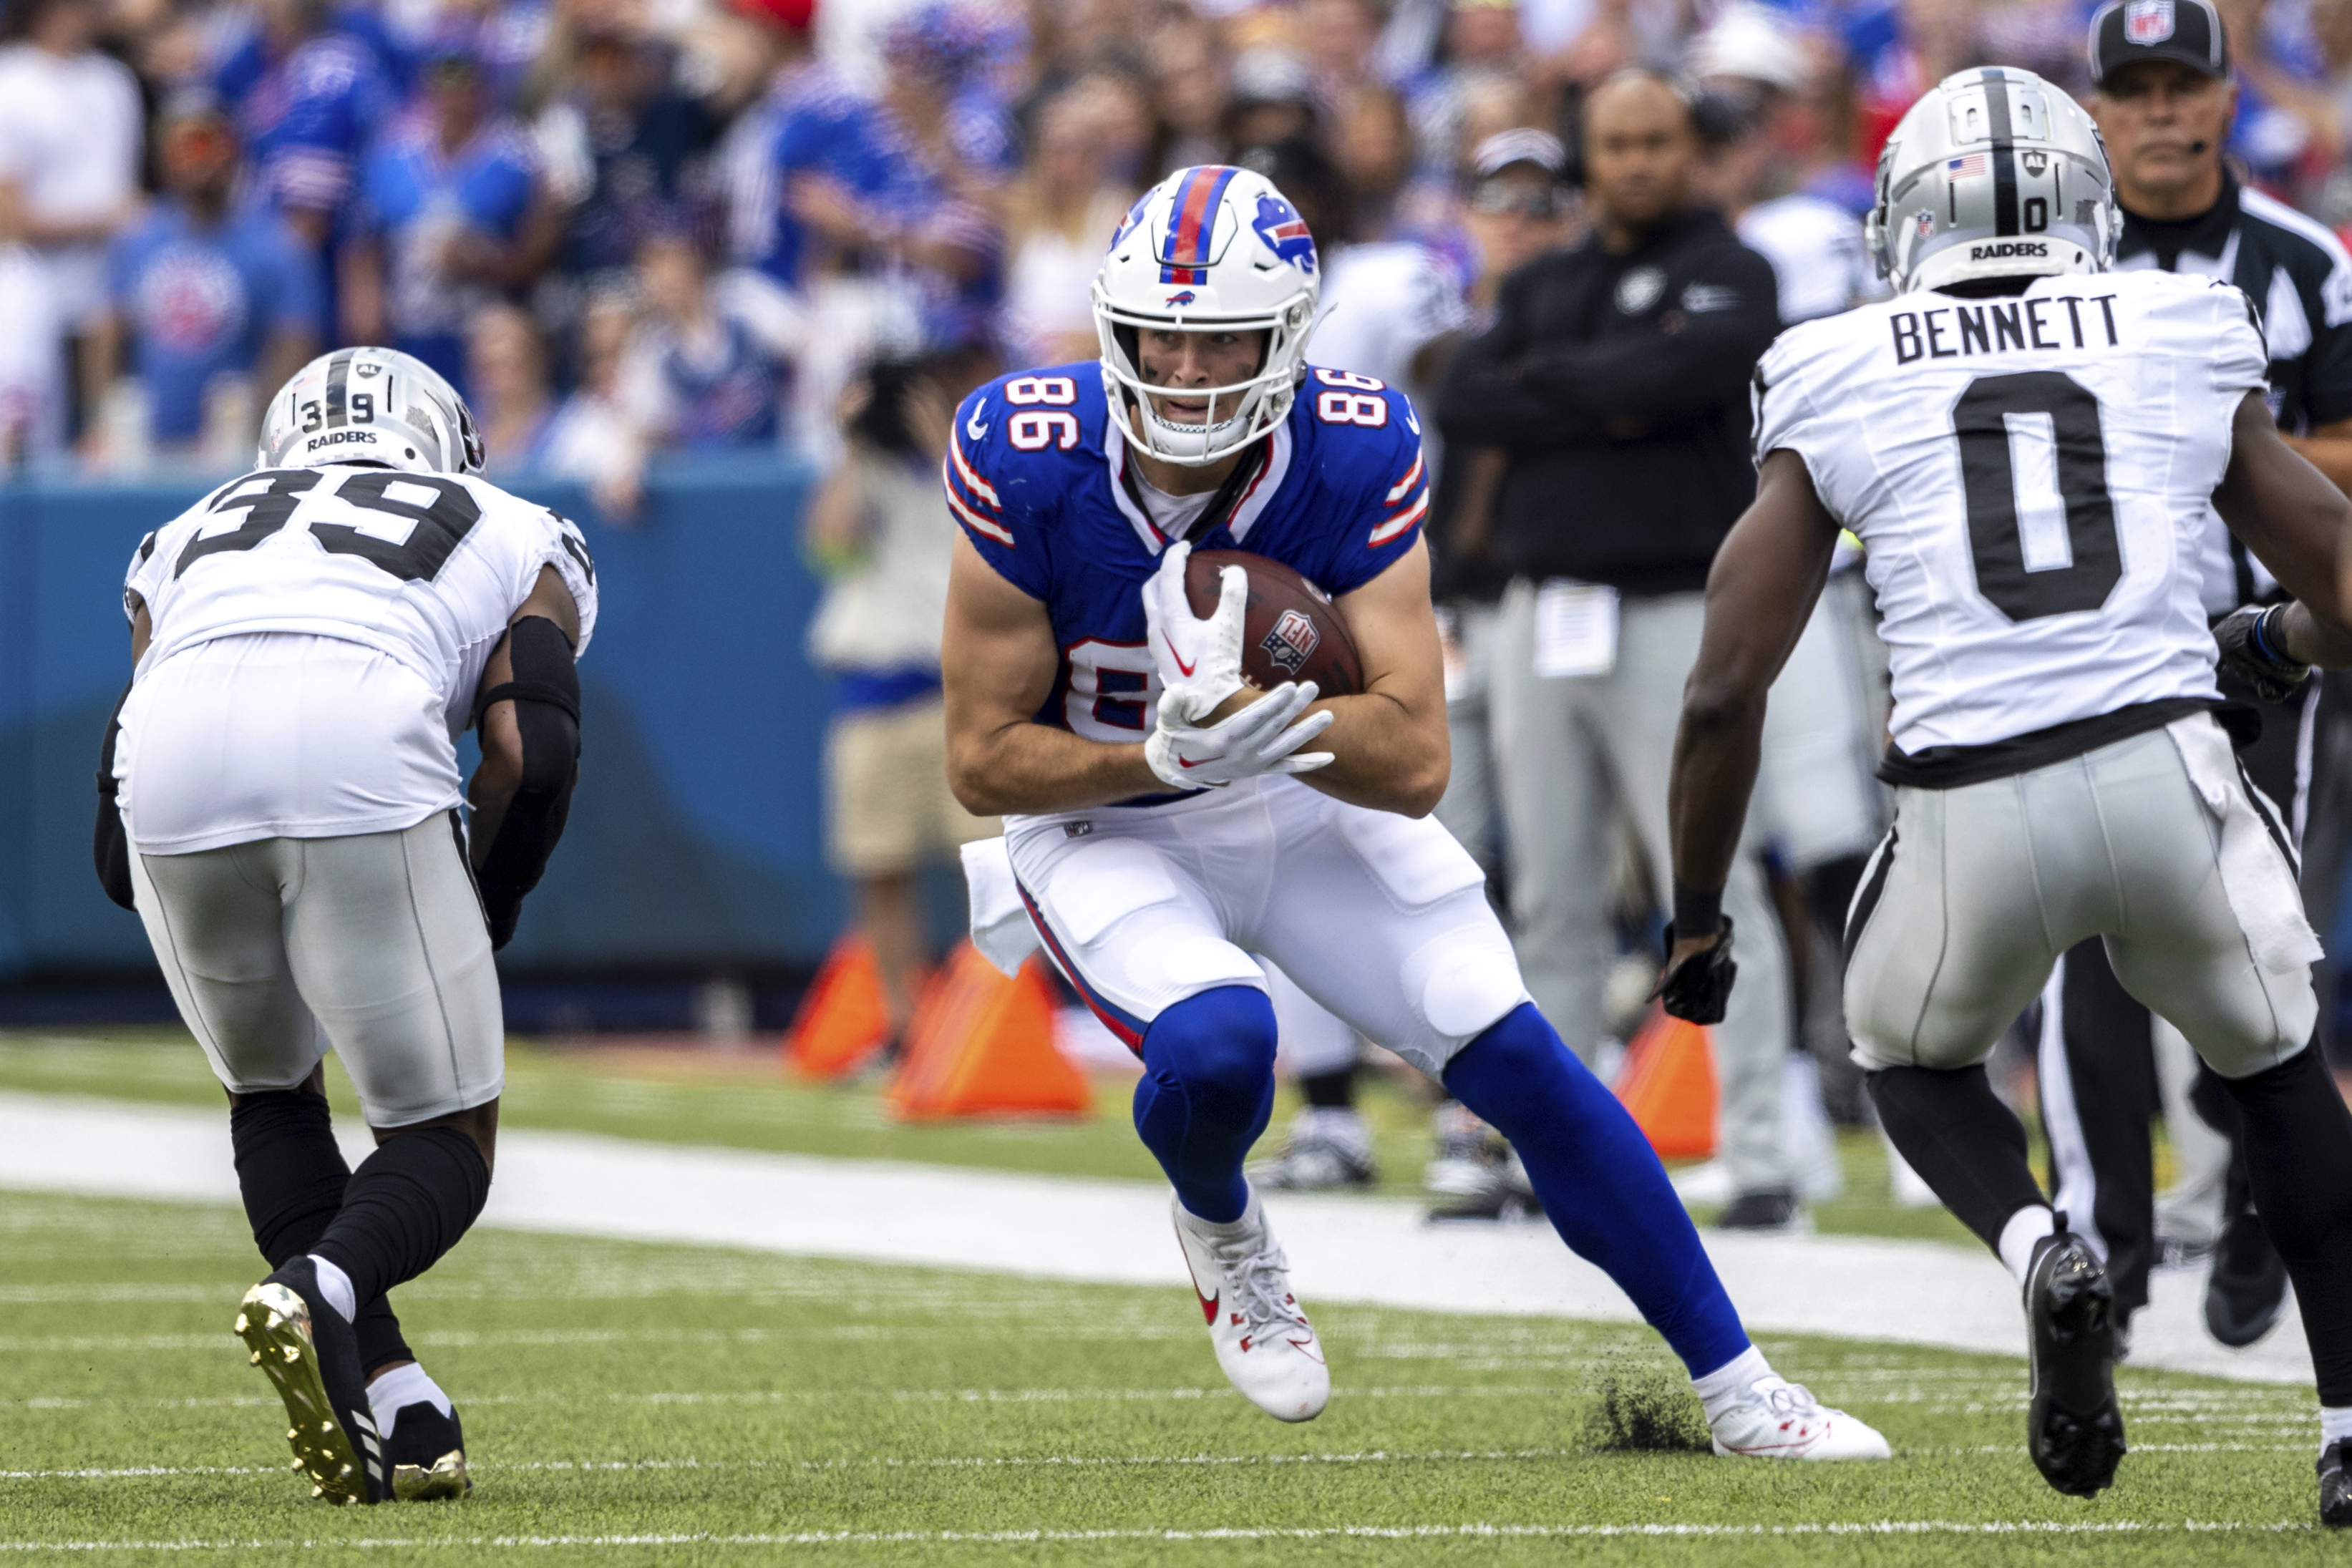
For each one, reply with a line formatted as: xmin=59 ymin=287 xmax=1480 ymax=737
xmin=0 ymin=1091 xmax=2313 ymax=1387
xmin=0 ymin=1521 xmax=2323 ymax=1551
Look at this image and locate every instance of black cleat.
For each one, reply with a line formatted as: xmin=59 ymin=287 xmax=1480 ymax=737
xmin=2023 ymin=1222 xmax=2127 ymax=1497
xmin=2204 ymin=1209 xmax=2290 ymax=1349
xmin=234 ymin=1257 xmax=389 ymax=1504
xmin=2321 ymin=1439 xmax=2352 ymax=1527
xmin=385 ymin=1401 xmax=471 ymax=1501
xmin=1716 ymin=1189 xmax=1805 ymax=1232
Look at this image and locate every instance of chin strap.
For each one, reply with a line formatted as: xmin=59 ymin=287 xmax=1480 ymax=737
xmin=472 ymin=617 xmax=580 ymax=950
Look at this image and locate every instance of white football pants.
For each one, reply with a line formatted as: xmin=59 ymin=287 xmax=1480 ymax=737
xmin=1847 ymin=719 xmax=2316 ymax=1080
xmin=1007 ymin=776 xmax=1529 ymax=1080
xmin=131 ymin=813 xmax=505 ymax=1127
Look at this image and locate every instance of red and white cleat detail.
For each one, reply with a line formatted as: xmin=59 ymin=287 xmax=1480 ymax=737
xmin=1709 ymin=1376 xmax=1891 ymax=1461
xmin=1170 ymin=1192 xmax=1329 ymax=1423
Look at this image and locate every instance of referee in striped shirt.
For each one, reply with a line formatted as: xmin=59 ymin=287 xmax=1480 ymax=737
xmin=2041 ymin=0 xmax=2352 ymax=1358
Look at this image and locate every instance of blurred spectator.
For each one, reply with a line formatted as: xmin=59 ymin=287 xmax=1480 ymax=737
xmin=343 ymin=31 xmax=567 ymax=393
xmin=535 ymin=26 xmax=728 ymax=283
xmin=1148 ymin=16 xmax=1229 ymax=175
xmin=94 ymin=95 xmax=320 ymax=467
xmin=804 ymin=348 xmax=1001 ymax=1048
xmin=466 ymin=301 xmax=558 ymax=474
xmin=223 ymin=0 xmax=397 ymax=266
xmin=1436 ymin=72 xmax=1797 ymax=1227
xmin=1333 ymin=82 xmax=1417 ymax=240
xmin=1227 ymin=46 xmax=1318 ymax=149
xmin=540 ymin=283 xmax=648 ymax=512
xmin=618 ymin=226 xmax=802 ymax=450
xmin=0 ymin=0 xmax=144 ymax=432
xmin=1001 ymin=87 xmax=1136 ymax=366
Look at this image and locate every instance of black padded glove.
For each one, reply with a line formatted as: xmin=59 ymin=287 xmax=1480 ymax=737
xmin=1653 ymin=916 xmax=1737 ymax=1026
xmin=2214 ymin=604 xmax=2310 ymax=705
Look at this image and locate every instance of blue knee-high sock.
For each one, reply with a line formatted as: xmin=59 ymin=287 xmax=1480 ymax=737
xmin=1134 ymin=985 xmax=1280 ymax=1224
xmin=1443 ymin=1003 xmax=1751 ymax=1378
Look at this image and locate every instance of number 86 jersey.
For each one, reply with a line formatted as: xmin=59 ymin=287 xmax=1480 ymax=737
xmin=946 ymin=360 xmax=1428 ymax=800
xmin=116 ymin=464 xmax=598 ymax=852
xmin=1753 ymin=268 xmax=2263 ymax=763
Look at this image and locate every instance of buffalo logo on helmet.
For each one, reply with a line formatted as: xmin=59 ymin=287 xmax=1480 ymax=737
xmin=2124 ymin=0 xmax=2174 ymax=44
xmin=1260 ymin=609 xmax=1321 ymax=674
xmin=1165 ymin=290 xmax=1198 ymax=306
xmin=1110 ymin=190 xmax=1153 ymax=248
xmin=1250 ymin=192 xmax=1318 ymax=274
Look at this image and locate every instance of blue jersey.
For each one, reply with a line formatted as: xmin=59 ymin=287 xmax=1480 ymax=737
xmin=109 ymin=201 xmax=322 ymax=443
xmin=946 ymin=362 xmax=1430 ymax=755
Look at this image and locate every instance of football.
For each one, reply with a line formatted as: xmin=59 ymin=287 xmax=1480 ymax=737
xmin=1183 ymin=548 xmax=1364 ymax=698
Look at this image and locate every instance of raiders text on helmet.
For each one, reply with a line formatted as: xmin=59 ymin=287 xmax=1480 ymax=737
xmin=258 ymin=347 xmax=486 ymax=477
xmin=1865 ymin=67 xmax=2119 ymax=294
xmin=1092 ymin=165 xmax=1321 ymax=467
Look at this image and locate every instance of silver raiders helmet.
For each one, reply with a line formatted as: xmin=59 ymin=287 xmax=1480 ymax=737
xmin=1866 ymin=67 xmax=2119 ymax=294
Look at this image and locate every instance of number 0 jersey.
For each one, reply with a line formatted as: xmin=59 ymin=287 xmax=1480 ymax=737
xmin=1754 ymin=268 xmax=2264 ymax=767
xmin=946 ymin=361 xmax=1429 ymax=804
xmin=117 ymin=464 xmax=598 ymax=852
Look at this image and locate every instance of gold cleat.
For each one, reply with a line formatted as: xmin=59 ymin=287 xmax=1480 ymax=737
xmin=233 ymin=1282 xmax=374 ymax=1506
xmin=394 ymin=1448 xmax=472 ymax=1501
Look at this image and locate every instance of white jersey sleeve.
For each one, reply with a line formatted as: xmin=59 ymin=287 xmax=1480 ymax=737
xmin=1756 ymin=271 xmax=2260 ymax=760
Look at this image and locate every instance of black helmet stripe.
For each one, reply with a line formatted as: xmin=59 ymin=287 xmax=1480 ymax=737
xmin=324 ymin=349 xmax=355 ymax=429
xmin=1980 ymin=68 xmax=2020 ymax=238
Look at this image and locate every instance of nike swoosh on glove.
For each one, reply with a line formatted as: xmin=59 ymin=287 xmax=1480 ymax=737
xmin=1145 ymin=680 xmax=1336 ymax=789
xmin=2212 ymin=603 xmax=2311 ymax=706
xmin=1653 ymin=917 xmax=1738 ymax=1026
xmin=1142 ymin=540 xmax=1247 ymax=714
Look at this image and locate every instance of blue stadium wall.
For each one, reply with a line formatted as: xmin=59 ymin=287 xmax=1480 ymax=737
xmin=0 ymin=459 xmax=849 ymax=983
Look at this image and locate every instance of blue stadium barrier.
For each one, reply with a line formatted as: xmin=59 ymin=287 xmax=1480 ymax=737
xmin=0 ymin=457 xmax=852 ymax=982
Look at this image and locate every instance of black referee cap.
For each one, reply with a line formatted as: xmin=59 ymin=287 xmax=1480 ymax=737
xmin=2088 ymin=0 xmax=2229 ymax=87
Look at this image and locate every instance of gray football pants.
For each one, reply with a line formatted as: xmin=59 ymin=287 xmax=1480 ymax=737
xmin=1491 ymin=581 xmax=1793 ymax=1194
xmin=1847 ymin=724 xmax=2315 ymax=1079
xmin=130 ymin=814 xmax=505 ymax=1128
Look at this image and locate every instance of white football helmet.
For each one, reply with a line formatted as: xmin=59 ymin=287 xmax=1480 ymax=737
xmin=258 ymin=347 xmax=485 ymax=475
xmin=1092 ymin=165 xmax=1321 ymax=467
xmin=1866 ymin=67 xmax=2118 ymax=294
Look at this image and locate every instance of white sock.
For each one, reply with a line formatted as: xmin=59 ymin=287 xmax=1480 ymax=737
xmin=304 ymin=1255 xmax=356 ymax=1323
xmin=1691 ymin=1344 xmax=1772 ymax=1423
xmin=367 ymin=1362 xmax=454 ymax=1442
xmin=1996 ymin=1206 xmax=2056 ymax=1287
xmin=2321 ymin=1406 xmax=2352 ymax=1455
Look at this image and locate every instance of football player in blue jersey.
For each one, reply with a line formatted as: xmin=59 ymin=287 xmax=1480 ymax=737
xmin=939 ymin=163 xmax=1889 ymax=1457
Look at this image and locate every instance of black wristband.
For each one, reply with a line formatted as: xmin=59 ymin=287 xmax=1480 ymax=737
xmin=1671 ymin=880 xmax=1724 ymax=940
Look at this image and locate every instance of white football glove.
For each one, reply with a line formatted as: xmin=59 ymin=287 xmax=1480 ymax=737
xmin=1142 ymin=541 xmax=1247 ymax=715
xmin=1145 ymin=679 xmax=1336 ymax=789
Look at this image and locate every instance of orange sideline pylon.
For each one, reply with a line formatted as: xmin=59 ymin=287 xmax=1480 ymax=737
xmin=782 ymin=932 xmax=893 ymax=1079
xmin=886 ymin=941 xmax=1092 ymax=1120
xmin=1611 ymin=1004 xmax=1718 ymax=1159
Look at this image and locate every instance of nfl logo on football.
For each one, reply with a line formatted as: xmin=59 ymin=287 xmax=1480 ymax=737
xmin=2124 ymin=0 xmax=2174 ymax=44
xmin=1260 ymin=609 xmax=1320 ymax=674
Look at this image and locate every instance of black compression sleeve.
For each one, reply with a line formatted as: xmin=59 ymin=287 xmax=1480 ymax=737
xmin=94 ymin=677 xmax=134 ymax=910
xmin=473 ymin=616 xmax=580 ymax=950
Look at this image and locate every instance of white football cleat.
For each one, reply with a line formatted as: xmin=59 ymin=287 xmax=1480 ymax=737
xmin=1709 ymin=1375 xmax=1891 ymax=1461
xmin=1171 ymin=1191 xmax=1328 ymax=1422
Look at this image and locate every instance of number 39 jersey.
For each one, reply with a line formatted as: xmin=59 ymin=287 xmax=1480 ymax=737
xmin=946 ymin=361 xmax=1428 ymax=793
xmin=117 ymin=464 xmax=598 ymax=853
xmin=1754 ymin=268 xmax=2264 ymax=759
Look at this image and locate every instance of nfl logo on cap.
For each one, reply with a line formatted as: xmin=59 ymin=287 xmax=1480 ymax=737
xmin=2125 ymin=0 xmax=2174 ymax=44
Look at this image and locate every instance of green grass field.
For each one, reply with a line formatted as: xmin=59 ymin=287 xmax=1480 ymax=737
xmin=1 ymin=1033 xmax=2342 ymax=1564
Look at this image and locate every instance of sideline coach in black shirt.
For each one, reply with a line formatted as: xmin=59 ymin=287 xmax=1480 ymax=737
xmin=2040 ymin=0 xmax=2352 ymax=1361
xmin=1435 ymin=70 xmax=1800 ymax=1229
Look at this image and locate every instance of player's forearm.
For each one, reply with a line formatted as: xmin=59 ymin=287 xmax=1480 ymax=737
xmin=1666 ymin=691 xmax=1766 ymax=912
xmin=1296 ymin=690 xmax=1449 ymax=817
xmin=2275 ymin=600 xmax=2352 ymax=670
xmin=946 ymin=722 xmax=1164 ymax=815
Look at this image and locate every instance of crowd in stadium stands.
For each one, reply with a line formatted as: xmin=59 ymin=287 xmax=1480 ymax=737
xmin=11 ymin=0 xmax=2352 ymax=494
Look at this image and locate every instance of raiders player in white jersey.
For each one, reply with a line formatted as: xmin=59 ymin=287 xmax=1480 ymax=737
xmin=96 ymin=347 xmax=596 ymax=1506
xmin=1660 ymin=69 xmax=2352 ymax=1521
